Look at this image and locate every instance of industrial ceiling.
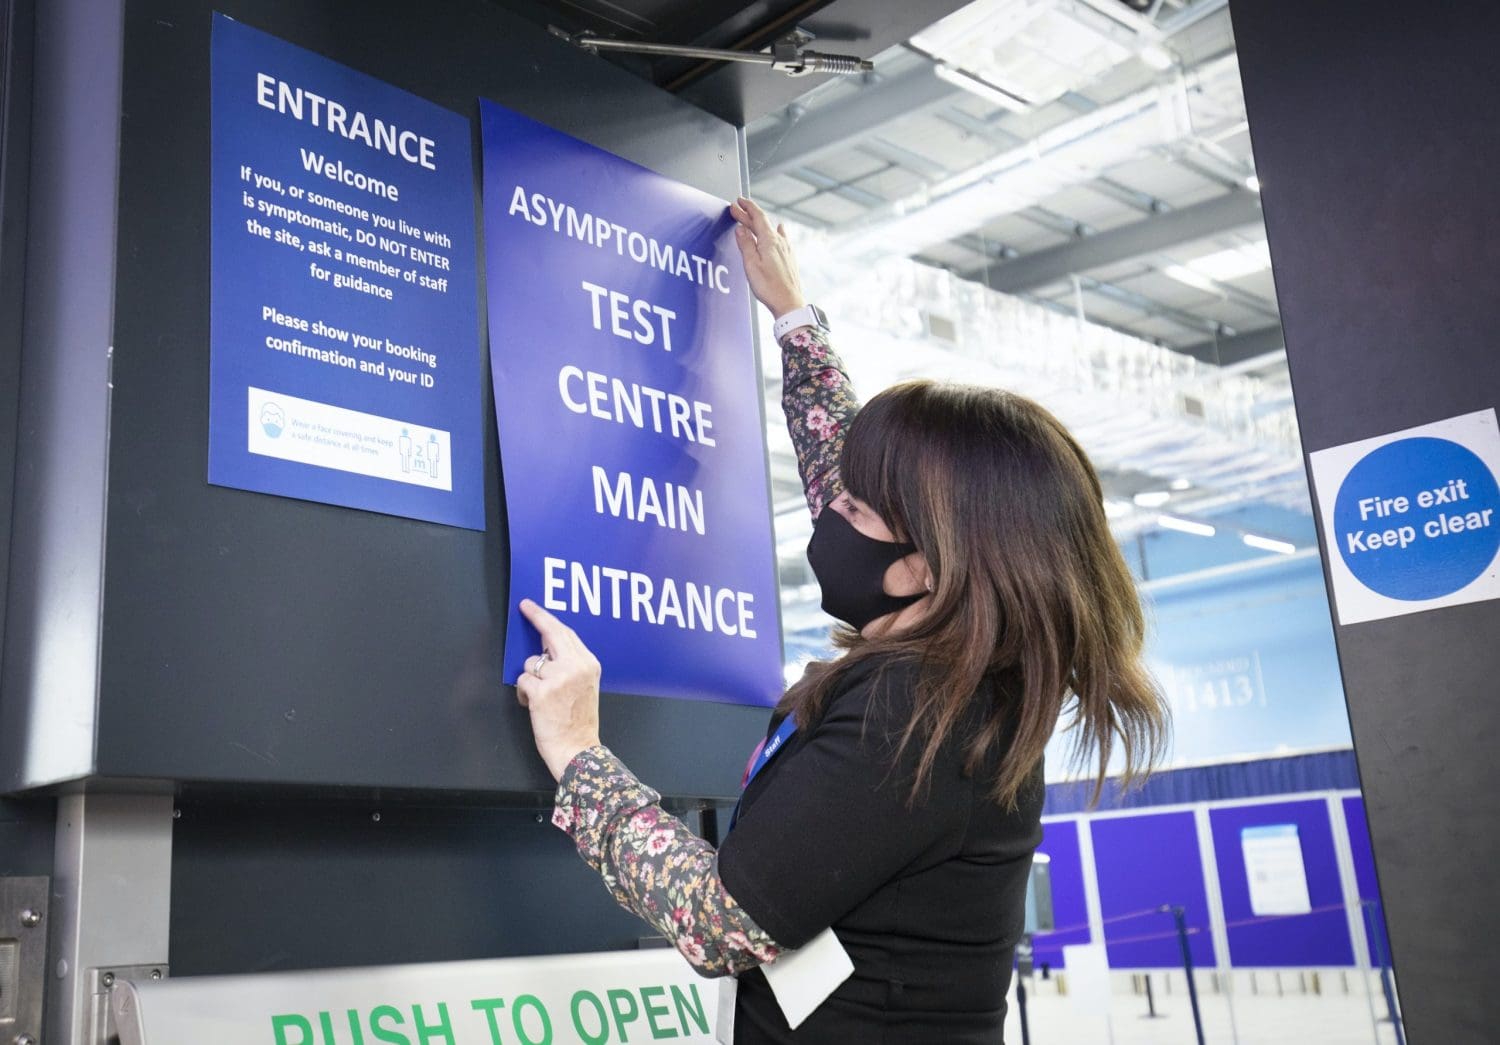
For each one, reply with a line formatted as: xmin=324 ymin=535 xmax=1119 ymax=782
xmin=501 ymin=0 xmax=1303 ymax=651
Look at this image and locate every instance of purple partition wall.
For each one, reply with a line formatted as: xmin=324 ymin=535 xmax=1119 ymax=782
xmin=1090 ymin=811 xmax=1216 ymax=968
xmin=1208 ymin=799 xmax=1353 ymax=966
xmin=1031 ymin=818 xmax=1091 ymax=970
xmin=1034 ymin=795 xmax=1387 ymax=972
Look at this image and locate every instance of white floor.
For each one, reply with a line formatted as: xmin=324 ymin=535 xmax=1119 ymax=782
xmin=1004 ymin=972 xmax=1404 ymax=1045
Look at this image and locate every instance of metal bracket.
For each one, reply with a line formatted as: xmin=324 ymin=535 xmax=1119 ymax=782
xmin=48 ymin=793 xmax=174 ymax=1045
xmin=552 ymin=25 xmax=873 ymax=77
xmin=0 ymin=877 xmax=49 ymax=1045
xmin=768 ymin=29 xmax=825 ymax=76
xmin=88 ymin=966 xmax=166 ymax=1045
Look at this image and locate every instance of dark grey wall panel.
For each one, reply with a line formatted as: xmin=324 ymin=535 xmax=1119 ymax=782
xmin=169 ymin=797 xmax=672 ymax=973
xmin=95 ymin=0 xmax=768 ymax=798
xmin=0 ymin=798 xmax=53 ymax=877
xmin=0 ymin=0 xmax=29 ymax=674
xmin=1232 ymin=1 xmax=1500 ymax=1039
xmin=0 ymin=0 xmax=123 ymax=791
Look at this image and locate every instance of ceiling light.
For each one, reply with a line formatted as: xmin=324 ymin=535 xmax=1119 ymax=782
xmin=1242 ymin=533 xmax=1296 ymax=555
xmin=1191 ymin=242 xmax=1273 ymax=281
xmin=1245 ymin=174 xmax=1262 ymax=193
xmin=933 ymin=62 xmax=1031 ymax=113
xmin=1139 ymin=45 xmax=1175 ymax=71
xmin=1170 ymin=478 xmax=1193 ymax=491
xmin=1103 ymin=498 xmax=1133 ymax=519
xmin=1164 ymin=242 xmax=1273 ymax=292
xmin=1158 ymin=514 xmax=1216 ymax=537
xmin=1161 ymin=264 xmax=1220 ymax=294
xmin=1133 ymin=490 xmax=1172 ymax=508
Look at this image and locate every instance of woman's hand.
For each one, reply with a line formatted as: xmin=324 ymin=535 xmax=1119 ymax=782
xmin=730 ymin=196 xmax=806 ymax=318
xmin=514 ymin=599 xmax=603 ymax=781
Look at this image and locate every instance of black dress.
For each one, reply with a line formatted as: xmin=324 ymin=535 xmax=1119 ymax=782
xmin=719 ymin=654 xmax=1045 ymax=1044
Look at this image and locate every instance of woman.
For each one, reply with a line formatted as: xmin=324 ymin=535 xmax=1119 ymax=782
xmin=514 ymin=197 xmax=1168 ymax=1042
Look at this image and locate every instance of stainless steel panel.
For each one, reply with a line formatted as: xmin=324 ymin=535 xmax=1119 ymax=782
xmin=0 ymin=0 xmax=125 ymax=790
xmin=48 ymin=794 xmax=172 ymax=1045
xmin=0 ymin=876 xmax=48 ymax=1045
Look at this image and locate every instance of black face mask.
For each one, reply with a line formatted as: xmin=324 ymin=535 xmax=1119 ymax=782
xmin=807 ymin=506 xmax=926 ymax=631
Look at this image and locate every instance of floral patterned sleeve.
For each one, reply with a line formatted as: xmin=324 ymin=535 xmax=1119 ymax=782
xmin=553 ymin=744 xmax=783 ymax=977
xmin=780 ymin=326 xmax=860 ymax=519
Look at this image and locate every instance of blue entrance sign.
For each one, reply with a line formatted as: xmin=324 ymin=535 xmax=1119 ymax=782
xmin=1332 ymin=437 xmax=1500 ymax=601
xmin=1310 ymin=408 xmax=1500 ymax=624
xmin=209 ymin=15 xmax=484 ymax=529
xmin=480 ymin=101 xmax=782 ymax=707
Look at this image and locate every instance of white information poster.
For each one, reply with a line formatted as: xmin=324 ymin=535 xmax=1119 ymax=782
xmin=1241 ymin=823 xmax=1313 ymax=917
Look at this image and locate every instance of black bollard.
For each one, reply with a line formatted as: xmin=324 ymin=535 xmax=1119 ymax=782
xmin=1017 ymin=975 xmax=1030 ymax=1045
xmin=1142 ymin=973 xmax=1166 ymax=1019
xmin=1165 ymin=905 xmax=1206 ymax=1045
xmin=1015 ymin=933 xmax=1033 ymax=1045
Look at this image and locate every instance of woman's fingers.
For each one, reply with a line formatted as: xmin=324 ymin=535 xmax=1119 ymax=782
xmin=511 ymin=601 xmax=604 ymax=781
xmin=732 ymin=209 xmax=766 ymax=261
xmin=730 ymin=198 xmax=806 ymax=318
xmin=517 ymin=601 xmax=599 ymax=678
xmin=729 ymin=202 xmax=756 ymax=244
xmin=518 ymin=598 xmax=581 ymax=657
xmin=734 ymin=196 xmax=777 ymax=241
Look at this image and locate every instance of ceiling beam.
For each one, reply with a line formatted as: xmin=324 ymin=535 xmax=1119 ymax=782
xmin=856 ymin=136 xmax=949 ymax=178
xmin=975 ymin=189 xmax=1264 ymax=293
xmin=1071 ymin=274 xmax=1222 ymax=336
xmin=1181 ymin=324 xmax=1285 ymax=365
xmin=746 ymin=63 xmax=958 ymax=180
xmin=782 ymin=165 xmax=887 ymax=206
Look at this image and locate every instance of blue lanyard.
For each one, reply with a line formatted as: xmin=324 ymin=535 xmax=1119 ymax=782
xmin=728 ymin=716 xmax=797 ymax=832
xmin=746 ymin=716 xmax=798 ymax=787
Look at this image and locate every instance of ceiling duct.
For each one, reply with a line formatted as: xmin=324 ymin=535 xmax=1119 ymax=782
xmin=830 ymin=51 xmax=1243 ymax=259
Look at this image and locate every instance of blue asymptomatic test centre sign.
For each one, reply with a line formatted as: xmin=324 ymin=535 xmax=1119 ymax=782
xmin=209 ymin=15 xmax=484 ymax=529
xmin=480 ymin=101 xmax=783 ymax=707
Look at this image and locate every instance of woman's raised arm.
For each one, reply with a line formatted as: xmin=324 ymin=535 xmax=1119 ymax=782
xmin=730 ymin=197 xmax=860 ymax=519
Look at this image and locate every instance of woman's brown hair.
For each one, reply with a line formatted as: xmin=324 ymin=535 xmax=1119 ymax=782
xmin=781 ymin=381 xmax=1169 ymax=808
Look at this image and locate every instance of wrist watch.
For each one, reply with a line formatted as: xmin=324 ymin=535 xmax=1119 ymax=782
xmin=773 ymin=303 xmax=830 ymax=343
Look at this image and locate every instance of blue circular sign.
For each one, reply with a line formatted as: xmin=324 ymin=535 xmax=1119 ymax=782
xmin=1333 ymin=437 xmax=1500 ymax=601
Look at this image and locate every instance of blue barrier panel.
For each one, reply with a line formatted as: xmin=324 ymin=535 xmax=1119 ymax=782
xmin=1031 ymin=819 xmax=1090 ymax=970
xmin=1090 ymin=811 xmax=1216 ymax=968
xmin=1208 ymin=799 xmax=1353 ymax=966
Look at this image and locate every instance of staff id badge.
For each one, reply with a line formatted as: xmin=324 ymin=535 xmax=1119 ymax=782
xmin=715 ymin=928 xmax=855 ymax=1041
